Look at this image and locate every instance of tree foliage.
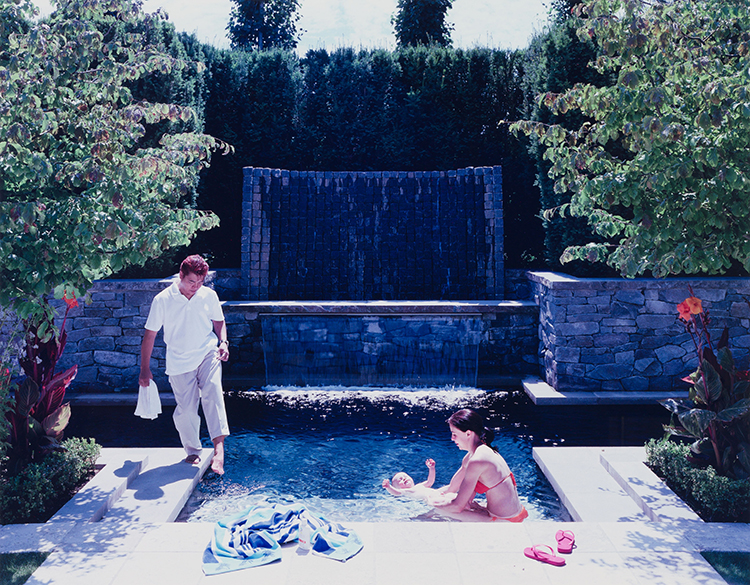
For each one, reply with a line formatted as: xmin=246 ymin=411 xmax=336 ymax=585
xmin=521 ymin=2 xmax=610 ymax=274
xmin=227 ymin=0 xmax=301 ymax=51
xmin=0 ymin=0 xmax=230 ymax=327
xmin=392 ymin=0 xmax=454 ymax=48
xmin=512 ymin=0 xmax=750 ymax=277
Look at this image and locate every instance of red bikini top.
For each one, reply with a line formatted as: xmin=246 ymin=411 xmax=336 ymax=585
xmin=475 ymin=471 xmax=515 ymax=494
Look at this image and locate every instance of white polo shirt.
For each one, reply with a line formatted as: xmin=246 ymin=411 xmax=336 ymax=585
xmin=145 ymin=282 xmax=225 ymax=376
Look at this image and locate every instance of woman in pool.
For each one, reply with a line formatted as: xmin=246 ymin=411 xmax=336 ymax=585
xmin=433 ymin=408 xmax=528 ymax=522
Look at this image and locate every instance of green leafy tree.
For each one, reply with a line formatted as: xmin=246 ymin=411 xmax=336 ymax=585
xmin=227 ymin=0 xmax=301 ymax=50
xmin=0 ymin=0 xmax=230 ymax=463
xmin=392 ymin=0 xmax=454 ymax=48
xmin=512 ymin=0 xmax=750 ymax=277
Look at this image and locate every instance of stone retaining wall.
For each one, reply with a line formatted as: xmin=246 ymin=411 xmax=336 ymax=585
xmin=25 ymin=272 xmax=750 ymax=393
xmin=51 ymin=278 xmax=538 ymax=391
xmin=529 ymin=272 xmax=750 ymax=392
xmin=224 ymin=301 xmax=539 ymax=388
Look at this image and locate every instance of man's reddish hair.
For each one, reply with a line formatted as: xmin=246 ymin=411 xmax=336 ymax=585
xmin=179 ymin=255 xmax=209 ymax=277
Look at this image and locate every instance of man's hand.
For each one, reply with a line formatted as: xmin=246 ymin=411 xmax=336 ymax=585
xmin=217 ymin=342 xmax=229 ymax=362
xmin=138 ymin=368 xmax=152 ymax=388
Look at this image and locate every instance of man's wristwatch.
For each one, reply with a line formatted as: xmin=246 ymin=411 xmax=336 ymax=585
xmin=219 ymin=339 xmax=229 ymax=347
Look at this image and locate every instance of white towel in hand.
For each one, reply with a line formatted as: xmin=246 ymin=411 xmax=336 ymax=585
xmin=134 ymin=380 xmax=162 ymax=419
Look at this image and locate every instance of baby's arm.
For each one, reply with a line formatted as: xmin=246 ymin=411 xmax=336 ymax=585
xmin=423 ymin=458 xmax=436 ymax=488
xmin=382 ymin=479 xmax=404 ymax=497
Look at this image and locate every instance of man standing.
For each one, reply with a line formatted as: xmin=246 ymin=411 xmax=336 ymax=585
xmin=139 ymin=255 xmax=230 ymax=475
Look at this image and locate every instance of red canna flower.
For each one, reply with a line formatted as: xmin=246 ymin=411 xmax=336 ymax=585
xmin=63 ymin=292 xmax=78 ymax=309
xmin=685 ymin=296 xmax=702 ymax=314
xmin=677 ymin=300 xmax=692 ymax=322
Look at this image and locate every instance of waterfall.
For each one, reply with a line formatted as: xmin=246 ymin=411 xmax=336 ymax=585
xmin=261 ymin=315 xmax=481 ymax=387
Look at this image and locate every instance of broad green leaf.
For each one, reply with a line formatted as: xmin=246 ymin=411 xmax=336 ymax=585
xmin=678 ymin=408 xmax=717 ymax=438
xmin=716 ymin=398 xmax=750 ymax=423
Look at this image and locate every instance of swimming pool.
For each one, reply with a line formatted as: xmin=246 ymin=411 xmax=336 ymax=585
xmin=66 ymin=386 xmax=670 ymax=523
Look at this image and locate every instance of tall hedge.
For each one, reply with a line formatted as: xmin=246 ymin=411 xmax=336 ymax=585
xmin=191 ymin=45 xmax=542 ymax=269
xmin=119 ymin=37 xmax=546 ymax=272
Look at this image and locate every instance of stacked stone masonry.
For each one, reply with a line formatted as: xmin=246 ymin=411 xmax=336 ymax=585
xmin=36 ymin=271 xmax=750 ymax=393
xmin=51 ymin=274 xmax=537 ymax=392
xmin=530 ymin=272 xmax=750 ymax=392
xmin=241 ymin=167 xmax=504 ymax=301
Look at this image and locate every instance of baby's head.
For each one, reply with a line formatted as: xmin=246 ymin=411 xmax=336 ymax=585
xmin=391 ymin=472 xmax=415 ymax=489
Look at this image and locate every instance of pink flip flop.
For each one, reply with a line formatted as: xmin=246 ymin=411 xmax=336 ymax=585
xmin=556 ymin=529 xmax=576 ymax=554
xmin=524 ymin=544 xmax=566 ymax=566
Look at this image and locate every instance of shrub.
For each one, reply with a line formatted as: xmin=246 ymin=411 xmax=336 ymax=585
xmin=645 ymin=438 xmax=750 ymax=522
xmin=0 ymin=437 xmax=101 ymax=524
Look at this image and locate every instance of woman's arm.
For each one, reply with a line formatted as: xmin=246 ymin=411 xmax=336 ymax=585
xmin=440 ymin=453 xmax=470 ymax=493
xmin=434 ymin=458 xmax=485 ymax=514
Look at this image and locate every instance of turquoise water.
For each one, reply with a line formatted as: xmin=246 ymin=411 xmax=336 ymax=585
xmin=66 ymin=386 xmax=669 ymax=523
xmin=173 ymin=387 xmax=666 ymax=523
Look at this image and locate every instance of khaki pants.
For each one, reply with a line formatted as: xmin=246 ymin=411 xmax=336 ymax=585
xmin=168 ymin=350 xmax=230 ymax=457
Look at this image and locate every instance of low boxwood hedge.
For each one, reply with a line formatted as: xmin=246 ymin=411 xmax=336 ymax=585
xmin=0 ymin=437 xmax=101 ymax=524
xmin=645 ymin=439 xmax=750 ymax=522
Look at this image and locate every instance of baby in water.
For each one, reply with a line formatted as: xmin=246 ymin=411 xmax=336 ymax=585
xmin=382 ymin=458 xmax=457 ymax=507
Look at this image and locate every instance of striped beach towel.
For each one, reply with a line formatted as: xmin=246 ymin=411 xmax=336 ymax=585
xmin=202 ymin=503 xmax=363 ymax=575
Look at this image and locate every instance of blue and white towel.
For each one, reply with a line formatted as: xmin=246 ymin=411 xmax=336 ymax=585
xmin=202 ymin=503 xmax=363 ymax=575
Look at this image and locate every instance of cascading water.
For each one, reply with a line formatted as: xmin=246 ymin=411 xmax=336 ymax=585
xmin=260 ymin=314 xmax=482 ymax=387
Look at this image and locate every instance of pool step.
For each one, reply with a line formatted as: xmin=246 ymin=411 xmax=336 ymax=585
xmin=533 ymin=446 xmax=650 ymax=522
xmin=100 ymin=448 xmax=212 ymax=523
xmin=599 ymin=447 xmax=701 ymax=522
xmin=534 ymin=446 xmax=703 ymax=523
xmin=49 ymin=448 xmax=211 ymax=524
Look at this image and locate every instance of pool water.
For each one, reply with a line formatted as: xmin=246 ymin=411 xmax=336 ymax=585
xmin=66 ymin=386 xmax=671 ymax=523
xmin=178 ymin=386 xmax=573 ymax=522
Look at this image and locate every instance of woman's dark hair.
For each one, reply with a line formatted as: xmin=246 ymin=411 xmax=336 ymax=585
xmin=447 ymin=409 xmax=497 ymax=451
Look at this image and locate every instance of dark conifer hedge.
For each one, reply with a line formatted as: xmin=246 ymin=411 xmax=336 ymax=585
xmin=191 ymin=45 xmax=544 ymax=270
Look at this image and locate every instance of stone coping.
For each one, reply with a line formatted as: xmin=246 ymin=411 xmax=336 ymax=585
xmin=527 ymin=271 xmax=750 ymax=290
xmin=523 ymin=377 xmax=689 ymax=405
xmin=68 ymin=379 xmax=685 ymax=407
xmin=222 ymin=299 xmax=536 ymax=315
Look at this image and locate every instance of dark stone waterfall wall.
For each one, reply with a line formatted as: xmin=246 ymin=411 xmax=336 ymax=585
xmin=241 ymin=167 xmax=504 ymax=301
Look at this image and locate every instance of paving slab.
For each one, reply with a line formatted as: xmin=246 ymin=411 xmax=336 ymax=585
xmin=15 ymin=520 xmax=740 ymax=585
xmin=0 ymin=522 xmax=77 ymax=553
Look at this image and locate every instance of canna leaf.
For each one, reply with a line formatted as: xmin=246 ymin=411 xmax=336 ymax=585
xmin=678 ymin=408 xmax=717 ymax=438
xmin=42 ymin=403 xmax=71 ymax=441
xmin=15 ymin=378 xmax=40 ymax=417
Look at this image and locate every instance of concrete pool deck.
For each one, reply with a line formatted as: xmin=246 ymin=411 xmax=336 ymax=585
xmin=1 ymin=446 xmax=748 ymax=584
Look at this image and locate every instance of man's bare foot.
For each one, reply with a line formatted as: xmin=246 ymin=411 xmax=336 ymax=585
xmin=211 ymin=435 xmax=226 ymax=475
xmin=211 ymin=455 xmax=224 ymax=475
xmin=184 ymin=454 xmax=201 ymax=465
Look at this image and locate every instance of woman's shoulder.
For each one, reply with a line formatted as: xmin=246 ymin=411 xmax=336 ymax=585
xmin=474 ymin=444 xmax=504 ymax=462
